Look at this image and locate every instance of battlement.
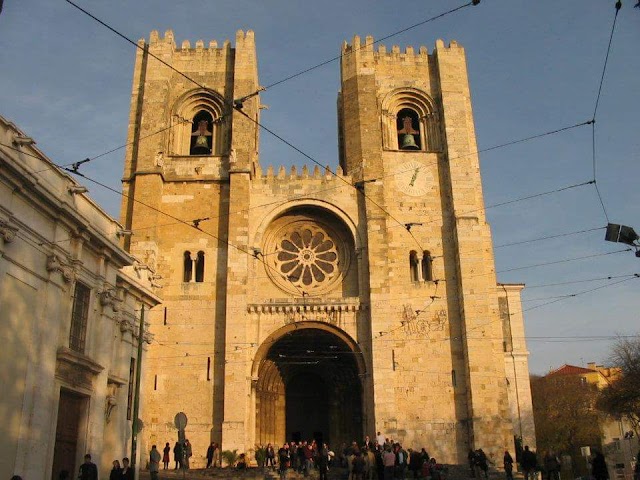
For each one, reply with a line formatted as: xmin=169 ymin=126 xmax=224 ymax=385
xmin=256 ymin=164 xmax=350 ymax=182
xmin=143 ymin=29 xmax=255 ymax=53
xmin=341 ymin=34 xmax=464 ymax=64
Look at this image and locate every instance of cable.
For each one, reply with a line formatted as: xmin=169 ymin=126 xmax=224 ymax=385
xmin=234 ymin=107 xmax=426 ymax=251
xmin=26 ymin=116 xmax=594 ymax=248
xmin=522 ymin=274 xmax=639 ymax=312
xmin=593 ymin=1 xmax=622 ymax=120
xmin=261 ymin=2 xmax=477 ymax=91
xmin=496 ymin=248 xmax=631 ymax=274
xmin=64 ymin=0 xmax=427 ymax=254
xmin=589 ymin=1 xmax=621 ymax=222
xmin=495 ymin=226 xmax=605 ymax=248
xmin=30 ymin=119 xmax=190 ymax=175
xmin=63 ymin=168 xmax=307 ymax=297
xmin=591 ymin=122 xmax=610 ymax=222
xmin=525 ymin=273 xmax=639 ymax=289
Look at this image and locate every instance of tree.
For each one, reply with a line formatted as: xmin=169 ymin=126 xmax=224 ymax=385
xmin=596 ymin=336 xmax=640 ymax=436
xmin=531 ymin=374 xmax=602 ymax=457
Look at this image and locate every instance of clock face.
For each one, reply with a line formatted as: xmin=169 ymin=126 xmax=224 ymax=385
xmin=395 ymin=160 xmax=429 ymax=197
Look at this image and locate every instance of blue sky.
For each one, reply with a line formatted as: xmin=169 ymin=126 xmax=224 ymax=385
xmin=1 ymin=1 xmax=638 ymax=374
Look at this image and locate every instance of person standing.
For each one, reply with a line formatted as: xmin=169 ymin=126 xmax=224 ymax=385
xmin=109 ymin=460 xmax=122 ymax=480
xmin=383 ymin=446 xmax=396 ymax=480
xmin=504 ymin=450 xmax=514 ymax=480
xmin=520 ymin=446 xmax=538 ymax=480
xmin=317 ymin=443 xmax=329 ymax=480
xmin=162 ymin=442 xmax=171 ymax=469
xmin=278 ymin=443 xmax=291 ymax=480
xmin=149 ymin=445 xmax=161 ymax=480
xmin=206 ymin=442 xmax=215 ymax=468
xmin=78 ymin=454 xmax=98 ymax=480
xmin=173 ymin=441 xmax=183 ymax=469
xmin=266 ymin=443 xmax=276 ymax=469
xmin=121 ymin=457 xmax=134 ymax=480
xmin=183 ymin=439 xmax=193 ymax=469
xmin=476 ymin=449 xmax=489 ymax=479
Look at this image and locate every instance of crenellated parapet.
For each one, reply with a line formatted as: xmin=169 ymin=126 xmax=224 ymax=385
xmin=144 ymin=28 xmax=252 ymax=55
xmin=255 ymin=164 xmax=350 ymax=183
xmin=341 ymin=34 xmax=465 ymax=72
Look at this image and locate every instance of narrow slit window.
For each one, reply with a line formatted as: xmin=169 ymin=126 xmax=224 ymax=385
xmin=421 ymin=251 xmax=433 ymax=282
xmin=183 ymin=251 xmax=193 ymax=282
xmin=409 ymin=251 xmax=420 ymax=282
xmin=195 ymin=251 xmax=205 ymax=283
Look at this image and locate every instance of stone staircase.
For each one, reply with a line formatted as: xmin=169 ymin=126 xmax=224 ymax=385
xmin=154 ymin=465 xmax=520 ymax=480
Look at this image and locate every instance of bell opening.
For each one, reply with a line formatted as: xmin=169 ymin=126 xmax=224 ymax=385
xmin=396 ymin=108 xmax=421 ymax=150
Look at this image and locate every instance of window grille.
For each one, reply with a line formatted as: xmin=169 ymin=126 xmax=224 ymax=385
xmin=69 ymin=282 xmax=91 ymax=353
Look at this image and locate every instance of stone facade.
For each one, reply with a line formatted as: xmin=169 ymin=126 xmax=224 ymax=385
xmin=120 ymin=30 xmax=535 ymax=466
xmin=0 ymin=115 xmax=161 ymax=479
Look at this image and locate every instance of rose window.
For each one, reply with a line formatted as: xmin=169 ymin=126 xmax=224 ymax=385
xmin=275 ymin=226 xmax=339 ymax=289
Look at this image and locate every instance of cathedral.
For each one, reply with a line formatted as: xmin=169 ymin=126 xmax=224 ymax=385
xmin=121 ymin=30 xmax=535 ymax=465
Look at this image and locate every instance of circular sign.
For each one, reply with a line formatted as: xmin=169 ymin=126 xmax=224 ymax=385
xmin=174 ymin=412 xmax=188 ymax=430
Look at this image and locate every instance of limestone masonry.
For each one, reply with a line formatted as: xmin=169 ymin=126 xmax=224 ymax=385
xmin=120 ymin=30 xmax=535 ymax=467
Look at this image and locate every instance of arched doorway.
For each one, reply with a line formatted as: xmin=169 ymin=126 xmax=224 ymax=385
xmin=254 ymin=325 xmax=364 ymax=448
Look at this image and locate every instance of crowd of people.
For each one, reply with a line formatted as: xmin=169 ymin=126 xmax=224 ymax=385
xmin=263 ymin=432 xmax=447 ymax=480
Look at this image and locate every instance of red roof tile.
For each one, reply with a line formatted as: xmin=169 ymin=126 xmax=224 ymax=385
xmin=546 ymin=364 xmax=594 ymax=377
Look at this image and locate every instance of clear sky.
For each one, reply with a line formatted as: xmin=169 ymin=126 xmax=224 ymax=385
xmin=1 ymin=1 xmax=638 ymax=374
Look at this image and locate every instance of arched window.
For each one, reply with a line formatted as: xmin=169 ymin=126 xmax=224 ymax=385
xmin=195 ymin=251 xmax=205 ymax=283
xmin=421 ymin=251 xmax=433 ymax=282
xmin=409 ymin=251 xmax=420 ymax=282
xmin=190 ymin=110 xmax=214 ymax=155
xmin=183 ymin=251 xmax=193 ymax=282
xmin=170 ymin=89 xmax=227 ymax=156
xmin=380 ymin=88 xmax=441 ymax=152
xmin=397 ymin=108 xmax=421 ymax=150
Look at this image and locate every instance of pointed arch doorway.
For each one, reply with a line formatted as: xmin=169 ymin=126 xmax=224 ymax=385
xmin=253 ymin=322 xmax=365 ymax=447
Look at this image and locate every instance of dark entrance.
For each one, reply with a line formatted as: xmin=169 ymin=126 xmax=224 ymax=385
xmin=52 ymin=389 xmax=86 ymax=480
xmin=255 ymin=326 xmax=363 ymax=447
xmin=286 ymin=373 xmax=329 ymax=444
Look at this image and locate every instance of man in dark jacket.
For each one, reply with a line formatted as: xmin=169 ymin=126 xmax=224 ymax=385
xmin=520 ymin=446 xmax=538 ymax=480
xmin=78 ymin=454 xmax=98 ymax=480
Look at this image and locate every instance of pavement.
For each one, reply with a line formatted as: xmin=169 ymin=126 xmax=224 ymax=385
xmin=147 ymin=465 xmax=515 ymax=480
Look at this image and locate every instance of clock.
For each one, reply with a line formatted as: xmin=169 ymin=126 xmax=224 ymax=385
xmin=395 ymin=160 xmax=429 ymax=197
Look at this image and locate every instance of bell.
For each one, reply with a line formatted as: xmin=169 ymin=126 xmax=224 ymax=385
xmin=400 ymin=134 xmax=419 ymax=150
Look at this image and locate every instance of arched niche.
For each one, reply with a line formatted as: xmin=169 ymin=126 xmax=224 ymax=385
xmin=169 ymin=88 xmax=227 ymax=156
xmin=380 ymin=87 xmax=442 ymax=152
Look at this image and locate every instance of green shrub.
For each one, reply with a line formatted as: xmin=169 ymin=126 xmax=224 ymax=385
xmin=221 ymin=449 xmax=239 ymax=468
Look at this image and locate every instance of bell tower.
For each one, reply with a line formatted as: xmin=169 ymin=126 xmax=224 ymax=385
xmin=120 ymin=29 xmax=261 ymax=453
xmin=338 ymin=36 xmax=515 ymax=461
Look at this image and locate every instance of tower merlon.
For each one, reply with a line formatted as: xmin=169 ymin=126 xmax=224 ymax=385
xmin=342 ymin=35 xmax=433 ymax=67
xmin=236 ymin=29 xmax=256 ymax=46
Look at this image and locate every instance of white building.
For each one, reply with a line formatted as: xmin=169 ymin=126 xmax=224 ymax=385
xmin=0 ymin=115 xmax=161 ymax=479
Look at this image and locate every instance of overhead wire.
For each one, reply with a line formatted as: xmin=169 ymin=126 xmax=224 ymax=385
xmin=63 ymin=0 xmax=429 ymax=254
xmin=257 ymin=1 xmax=479 ymax=91
xmin=50 ymin=0 xmax=635 ymax=370
xmin=589 ymin=0 xmax=622 ymax=223
xmin=62 ymin=168 xmax=307 ymax=297
xmin=495 ymin=226 xmax=605 ymax=248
